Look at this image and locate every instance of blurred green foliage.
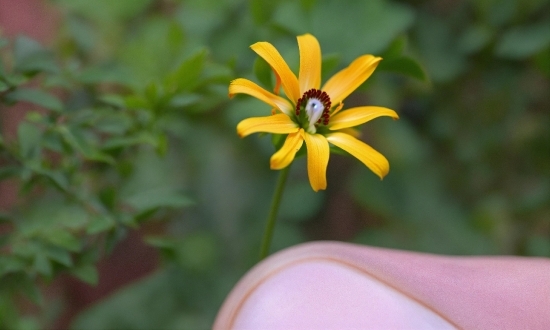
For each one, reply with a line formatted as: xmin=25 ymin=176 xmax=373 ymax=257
xmin=0 ymin=0 xmax=549 ymax=328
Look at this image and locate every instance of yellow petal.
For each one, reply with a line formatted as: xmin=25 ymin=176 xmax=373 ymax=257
xmin=322 ymin=55 xmax=382 ymax=105
xmin=237 ymin=114 xmax=299 ymax=138
xmin=297 ymin=34 xmax=321 ymax=94
xmin=251 ymin=41 xmax=300 ymax=103
xmin=328 ymin=106 xmax=399 ymax=130
xmin=326 ymin=132 xmax=389 ymax=179
xmin=302 ymin=131 xmax=330 ymax=191
xmin=331 ymin=102 xmax=344 ymax=116
xmin=270 ymin=129 xmax=304 ymax=170
xmin=229 ymin=78 xmax=293 ymax=115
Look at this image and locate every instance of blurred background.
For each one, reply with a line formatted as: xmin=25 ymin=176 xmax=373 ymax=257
xmin=0 ymin=0 xmax=549 ymax=328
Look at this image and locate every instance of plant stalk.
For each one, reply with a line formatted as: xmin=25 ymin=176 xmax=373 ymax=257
xmin=259 ymin=165 xmax=291 ymax=260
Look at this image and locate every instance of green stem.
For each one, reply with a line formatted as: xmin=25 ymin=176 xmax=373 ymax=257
xmin=259 ymin=165 xmax=291 ymax=261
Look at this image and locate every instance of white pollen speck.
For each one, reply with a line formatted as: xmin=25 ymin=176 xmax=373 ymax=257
xmin=305 ymin=98 xmax=324 ymax=127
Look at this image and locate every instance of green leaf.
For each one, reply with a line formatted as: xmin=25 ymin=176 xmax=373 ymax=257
xmin=300 ymin=0 xmax=317 ymax=10
xmin=15 ymin=52 xmax=58 ymax=75
xmin=0 ymin=166 xmax=21 ymax=181
xmin=0 ymin=80 xmax=8 ymax=93
xmin=12 ymin=240 xmax=41 ymax=260
xmin=118 ymin=213 xmax=138 ymax=227
xmin=118 ymin=19 xmax=186 ymax=88
xmin=124 ymin=187 xmax=194 ymax=214
xmin=99 ymin=186 xmax=117 ymax=210
xmin=70 ymin=264 xmax=98 ymax=285
xmin=2 ymin=73 xmax=28 ymax=87
xmin=144 ymin=82 xmax=160 ymax=107
xmin=378 ymin=56 xmax=428 ymax=81
xmin=144 ymin=236 xmax=176 ymax=250
xmin=458 ymin=25 xmax=492 ymax=55
xmin=44 ymin=245 xmax=73 ymax=267
xmin=65 ymin=15 xmax=96 ymax=52
xmin=93 ymin=111 xmax=133 ymax=135
xmin=33 ymin=253 xmax=52 ymax=277
xmin=105 ymin=227 xmax=127 ymax=254
xmin=535 ymin=47 xmax=550 ymax=77
xmin=250 ymin=0 xmax=280 ymax=24
xmin=6 ymin=88 xmax=63 ymax=112
xmin=99 ymin=94 xmax=127 ymax=108
xmin=87 ymin=215 xmax=116 ymax=234
xmin=156 ymin=133 xmax=168 ymax=156
xmin=124 ymin=95 xmax=149 ymax=109
xmin=169 ymin=93 xmax=201 ymax=108
xmin=44 ymin=230 xmax=81 ymax=252
xmin=57 ymin=0 xmax=153 ymax=22
xmin=202 ymin=62 xmax=232 ymax=84
xmin=2 ymin=273 xmax=44 ymax=305
xmin=78 ymin=65 xmax=131 ymax=85
xmin=382 ymin=35 xmax=408 ymax=59
xmin=13 ymin=36 xmax=44 ymax=67
xmin=313 ymin=0 xmax=415 ymax=58
xmin=0 ymin=256 xmax=26 ymax=276
xmin=164 ymin=49 xmax=207 ymax=93
xmin=12 ymin=317 xmax=40 ymax=330
xmin=58 ymin=126 xmax=115 ymax=163
xmin=495 ymin=20 xmax=550 ymax=59
xmin=102 ymin=132 xmax=158 ymax=150
xmin=39 ymin=170 xmax=70 ymax=191
xmin=14 ymin=36 xmax=58 ymax=74
xmin=17 ymin=121 xmax=42 ymax=160
xmin=415 ymin=13 xmax=467 ymax=82
xmin=25 ymin=111 xmax=43 ymax=123
xmin=23 ymin=281 xmax=44 ymax=305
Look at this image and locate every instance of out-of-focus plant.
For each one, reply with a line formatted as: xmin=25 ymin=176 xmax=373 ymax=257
xmin=0 ymin=27 xmax=229 ymax=327
xmin=351 ymin=0 xmax=550 ymax=256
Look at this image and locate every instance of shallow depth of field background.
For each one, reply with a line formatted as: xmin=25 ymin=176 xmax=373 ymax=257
xmin=0 ymin=0 xmax=549 ymax=328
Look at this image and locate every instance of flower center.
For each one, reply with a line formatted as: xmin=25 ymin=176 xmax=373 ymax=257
xmin=295 ymin=89 xmax=331 ymax=133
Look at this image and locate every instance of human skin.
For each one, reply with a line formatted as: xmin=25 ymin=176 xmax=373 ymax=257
xmin=214 ymin=241 xmax=550 ymax=329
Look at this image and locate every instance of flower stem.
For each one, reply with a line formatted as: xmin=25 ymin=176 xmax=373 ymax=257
xmin=259 ymin=165 xmax=291 ymax=261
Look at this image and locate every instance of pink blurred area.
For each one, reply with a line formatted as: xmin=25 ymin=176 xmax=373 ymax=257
xmin=215 ymin=241 xmax=550 ymax=329
xmin=0 ymin=0 xmax=57 ymax=41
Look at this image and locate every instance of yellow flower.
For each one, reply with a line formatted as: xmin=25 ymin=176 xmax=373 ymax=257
xmin=229 ymin=34 xmax=398 ymax=191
